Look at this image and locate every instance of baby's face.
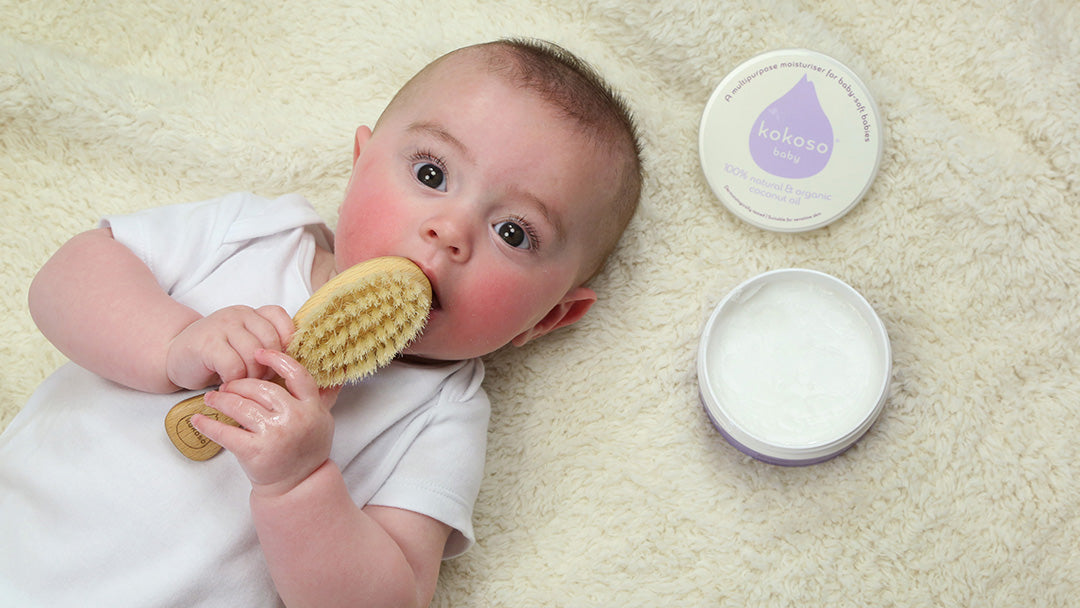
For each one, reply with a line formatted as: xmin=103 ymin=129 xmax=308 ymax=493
xmin=334 ymin=53 xmax=616 ymax=360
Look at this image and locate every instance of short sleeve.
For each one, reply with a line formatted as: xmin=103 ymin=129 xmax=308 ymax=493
xmin=368 ymin=361 xmax=490 ymax=557
xmin=101 ymin=193 xmax=245 ymax=295
xmin=101 ymin=192 xmax=325 ymax=297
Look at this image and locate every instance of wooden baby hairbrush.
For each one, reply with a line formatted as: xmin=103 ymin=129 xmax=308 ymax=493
xmin=165 ymin=256 xmax=432 ymax=461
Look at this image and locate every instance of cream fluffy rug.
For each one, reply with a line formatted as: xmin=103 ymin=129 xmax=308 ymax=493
xmin=2 ymin=1 xmax=1078 ymax=606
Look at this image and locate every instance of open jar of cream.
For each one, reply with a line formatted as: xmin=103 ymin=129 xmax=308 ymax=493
xmin=699 ymin=49 xmax=883 ymax=231
xmin=697 ymin=269 xmax=891 ymax=465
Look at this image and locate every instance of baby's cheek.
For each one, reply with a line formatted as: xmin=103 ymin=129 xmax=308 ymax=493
xmin=462 ymin=280 xmax=542 ymax=341
xmin=335 ymin=202 xmax=406 ymax=268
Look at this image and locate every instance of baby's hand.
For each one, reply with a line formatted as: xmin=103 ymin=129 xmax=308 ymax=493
xmin=193 ymin=349 xmax=341 ymax=496
xmin=166 ymin=305 xmax=294 ymax=390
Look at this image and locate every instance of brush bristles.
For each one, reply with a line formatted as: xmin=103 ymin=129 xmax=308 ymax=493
xmin=287 ymin=257 xmax=432 ymax=387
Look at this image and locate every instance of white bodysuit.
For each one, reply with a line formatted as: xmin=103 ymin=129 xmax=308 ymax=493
xmin=0 ymin=193 xmax=490 ymax=606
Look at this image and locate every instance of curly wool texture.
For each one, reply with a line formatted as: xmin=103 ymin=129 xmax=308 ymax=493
xmin=3 ymin=2 xmax=1079 ymax=605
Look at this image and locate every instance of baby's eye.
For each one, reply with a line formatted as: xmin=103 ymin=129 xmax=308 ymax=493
xmin=493 ymin=219 xmax=535 ymax=250
xmin=413 ymin=162 xmax=446 ymax=191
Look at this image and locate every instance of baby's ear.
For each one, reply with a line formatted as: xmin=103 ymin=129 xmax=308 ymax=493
xmin=511 ymin=286 xmax=596 ymax=347
xmin=353 ymin=126 xmax=373 ymax=161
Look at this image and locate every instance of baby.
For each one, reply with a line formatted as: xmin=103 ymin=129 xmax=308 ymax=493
xmin=0 ymin=38 xmax=642 ymax=606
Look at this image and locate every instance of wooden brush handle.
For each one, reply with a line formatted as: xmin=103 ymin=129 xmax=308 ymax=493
xmin=164 ymin=393 xmax=240 ymax=461
xmin=165 ymin=376 xmax=289 ymax=460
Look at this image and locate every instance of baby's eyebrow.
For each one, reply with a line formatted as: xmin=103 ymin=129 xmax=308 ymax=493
xmin=407 ymin=121 xmax=476 ymax=165
xmin=507 ymin=185 xmax=566 ymax=245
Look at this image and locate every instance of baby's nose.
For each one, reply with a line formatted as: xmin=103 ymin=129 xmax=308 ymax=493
xmin=421 ymin=214 xmax=472 ymax=263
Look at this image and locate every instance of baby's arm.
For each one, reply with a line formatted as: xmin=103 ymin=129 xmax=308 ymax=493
xmin=256 ymin=467 xmax=451 ymax=608
xmin=196 ymin=350 xmax=450 ymax=607
xmin=28 ymin=228 xmax=293 ymax=393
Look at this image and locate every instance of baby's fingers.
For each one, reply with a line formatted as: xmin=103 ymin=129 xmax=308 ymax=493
xmin=206 ymin=382 xmax=281 ymax=427
xmin=218 ymin=307 xmax=292 ymax=382
xmin=190 ymin=410 xmax=251 ymax=455
xmin=217 ymin=334 xmax=268 ymax=383
xmin=254 ymin=305 xmax=295 ymax=348
xmin=254 ymin=349 xmax=324 ymax=405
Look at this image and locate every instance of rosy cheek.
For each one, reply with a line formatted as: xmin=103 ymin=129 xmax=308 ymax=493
xmin=335 ymin=189 xmax=409 ymax=268
xmin=333 ymin=214 xmax=369 ymax=270
xmin=460 ymin=276 xmax=540 ymax=336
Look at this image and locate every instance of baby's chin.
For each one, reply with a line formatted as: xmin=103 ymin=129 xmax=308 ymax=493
xmin=399 ymin=343 xmax=463 ymax=364
xmin=400 ymin=331 xmax=507 ymax=363
xmin=394 ymin=353 xmax=450 ymax=367
xmin=399 ymin=333 xmax=455 ymax=363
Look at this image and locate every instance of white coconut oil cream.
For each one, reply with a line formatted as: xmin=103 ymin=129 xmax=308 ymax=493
xmin=697 ymin=269 xmax=891 ymax=465
xmin=699 ymin=49 xmax=883 ymax=231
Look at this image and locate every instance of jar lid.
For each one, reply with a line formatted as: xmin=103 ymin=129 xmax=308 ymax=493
xmin=699 ymin=49 xmax=883 ymax=232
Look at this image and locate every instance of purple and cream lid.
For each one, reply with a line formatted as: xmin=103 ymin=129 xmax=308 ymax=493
xmin=699 ymin=49 xmax=883 ymax=231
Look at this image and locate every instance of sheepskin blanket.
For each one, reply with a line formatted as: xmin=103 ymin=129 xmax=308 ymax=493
xmin=2 ymin=1 xmax=1078 ymax=605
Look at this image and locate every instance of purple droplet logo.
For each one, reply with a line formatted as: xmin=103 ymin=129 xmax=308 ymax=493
xmin=749 ymin=75 xmax=833 ymax=179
